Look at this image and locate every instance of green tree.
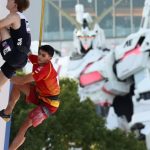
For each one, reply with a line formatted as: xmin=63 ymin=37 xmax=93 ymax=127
xmin=10 ymin=78 xmax=146 ymax=150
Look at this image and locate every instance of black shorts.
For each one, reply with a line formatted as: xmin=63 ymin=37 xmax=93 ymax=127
xmin=0 ymin=38 xmax=28 ymax=78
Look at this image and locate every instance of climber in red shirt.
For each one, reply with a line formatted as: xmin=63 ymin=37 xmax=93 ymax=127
xmin=0 ymin=45 xmax=60 ymax=150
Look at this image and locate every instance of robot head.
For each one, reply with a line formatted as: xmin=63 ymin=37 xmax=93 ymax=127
xmin=77 ymin=29 xmax=96 ymax=54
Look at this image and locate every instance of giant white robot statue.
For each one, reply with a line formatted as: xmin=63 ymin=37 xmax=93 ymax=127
xmin=68 ymin=4 xmax=130 ymax=107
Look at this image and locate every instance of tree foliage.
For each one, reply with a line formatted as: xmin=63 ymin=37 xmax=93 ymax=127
xmin=10 ymin=78 xmax=146 ymax=150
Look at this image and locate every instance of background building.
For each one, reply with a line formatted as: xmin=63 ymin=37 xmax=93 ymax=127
xmin=43 ymin=0 xmax=144 ymax=41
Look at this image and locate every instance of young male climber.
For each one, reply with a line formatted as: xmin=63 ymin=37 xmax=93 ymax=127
xmin=0 ymin=45 xmax=60 ymax=150
xmin=0 ymin=0 xmax=31 ymax=90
